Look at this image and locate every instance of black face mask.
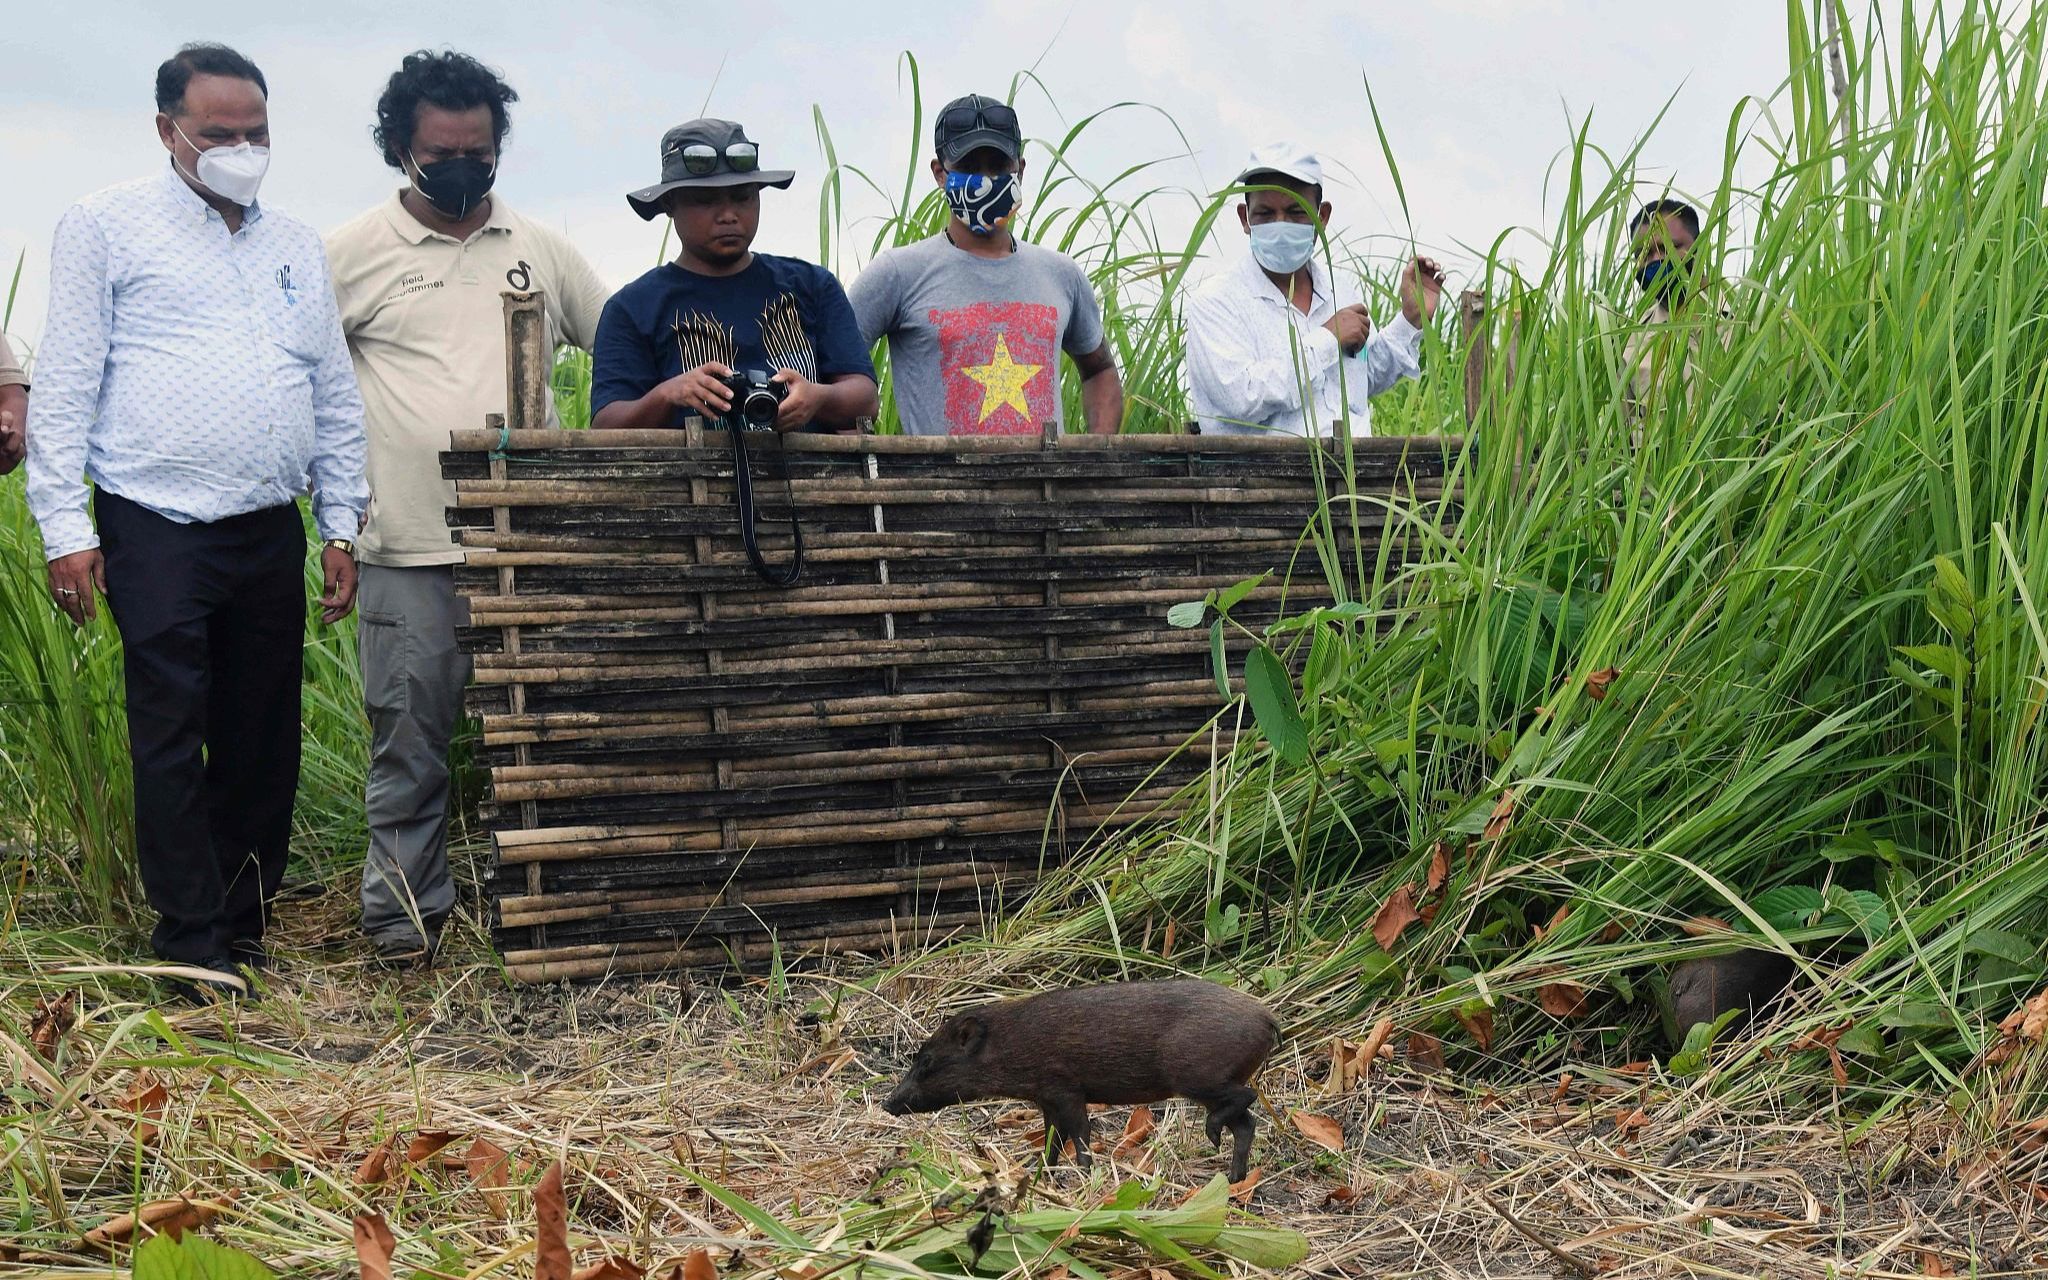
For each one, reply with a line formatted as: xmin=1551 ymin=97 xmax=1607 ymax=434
xmin=409 ymin=154 xmax=497 ymax=219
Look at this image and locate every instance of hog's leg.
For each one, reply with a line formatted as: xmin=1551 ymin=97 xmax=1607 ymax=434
xmin=1039 ymin=1092 xmax=1093 ymax=1171
xmin=1197 ymin=1085 xmax=1260 ymax=1182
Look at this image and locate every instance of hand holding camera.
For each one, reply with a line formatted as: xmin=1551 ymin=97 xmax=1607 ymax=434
xmin=660 ymin=361 xmax=740 ymax=420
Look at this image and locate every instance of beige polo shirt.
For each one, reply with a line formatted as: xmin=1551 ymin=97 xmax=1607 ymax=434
xmin=0 ymin=334 xmax=26 ymax=388
xmin=326 ymin=193 xmax=610 ymax=567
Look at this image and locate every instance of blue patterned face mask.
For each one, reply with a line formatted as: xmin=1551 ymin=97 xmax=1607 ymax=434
xmin=944 ymin=170 xmax=1020 ymax=236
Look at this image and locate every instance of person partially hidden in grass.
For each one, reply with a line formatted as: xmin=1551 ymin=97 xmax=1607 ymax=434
xmin=25 ymin=44 xmax=369 ymax=1004
xmin=1621 ymin=198 xmax=1729 ymax=420
xmin=590 ymin=119 xmax=877 ymax=432
xmin=325 ymin=50 xmax=612 ymax=969
xmin=0 ymin=334 xmax=25 ymax=474
xmin=1186 ymin=142 xmax=1445 ymax=437
xmin=846 ymin=94 xmax=1124 ymax=436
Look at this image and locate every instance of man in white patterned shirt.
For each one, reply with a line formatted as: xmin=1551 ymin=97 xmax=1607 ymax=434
xmin=1186 ymin=143 xmax=1445 ymax=437
xmin=25 ymin=43 xmax=370 ymax=1001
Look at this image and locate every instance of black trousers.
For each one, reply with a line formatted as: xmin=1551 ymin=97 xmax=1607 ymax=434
xmin=96 ymin=490 xmax=307 ymax=964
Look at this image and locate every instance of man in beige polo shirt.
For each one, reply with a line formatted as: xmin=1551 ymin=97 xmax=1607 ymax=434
xmin=326 ymin=49 xmax=609 ymax=964
xmin=0 ymin=334 xmax=26 ymax=474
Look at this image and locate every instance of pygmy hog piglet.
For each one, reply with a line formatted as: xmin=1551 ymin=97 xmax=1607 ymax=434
xmin=1671 ymin=949 xmax=1796 ymax=1040
xmin=883 ymin=979 xmax=1280 ymax=1180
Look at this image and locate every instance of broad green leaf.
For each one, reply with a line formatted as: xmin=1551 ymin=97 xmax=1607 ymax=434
xmin=1965 ymin=928 xmax=2037 ymax=965
xmin=1751 ymin=885 xmax=1825 ymax=930
xmin=1244 ymin=644 xmax=1309 ymax=765
xmin=1895 ymin=642 xmax=1968 ymax=683
xmin=134 ymin=1233 xmax=275 ymax=1280
xmin=1837 ymin=1021 xmax=1886 ymax=1056
xmin=1210 ymin=619 xmax=1230 ymax=700
xmin=1166 ymin=600 xmax=1208 ymax=629
xmin=1215 ymin=572 xmax=1269 ymax=613
xmin=1822 ymin=887 xmax=1889 ymax=943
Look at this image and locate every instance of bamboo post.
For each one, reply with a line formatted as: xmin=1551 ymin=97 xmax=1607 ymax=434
xmin=1460 ymin=290 xmax=1488 ymax=430
xmin=496 ymin=290 xmax=552 ymax=934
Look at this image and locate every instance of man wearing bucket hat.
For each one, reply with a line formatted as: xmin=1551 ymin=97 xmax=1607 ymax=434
xmin=1185 ymin=142 xmax=1445 ymax=437
xmin=591 ymin=118 xmax=876 ymax=431
xmin=847 ymin=94 xmax=1123 ymax=436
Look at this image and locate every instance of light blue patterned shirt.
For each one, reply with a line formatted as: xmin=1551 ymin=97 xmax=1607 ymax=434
xmin=26 ymin=163 xmax=369 ymax=561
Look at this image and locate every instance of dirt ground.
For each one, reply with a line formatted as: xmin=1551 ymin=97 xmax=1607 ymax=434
xmin=5 ymin=877 xmax=2045 ymax=1279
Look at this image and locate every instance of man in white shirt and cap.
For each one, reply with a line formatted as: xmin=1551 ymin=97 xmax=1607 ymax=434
xmin=1186 ymin=142 xmax=1445 ymax=436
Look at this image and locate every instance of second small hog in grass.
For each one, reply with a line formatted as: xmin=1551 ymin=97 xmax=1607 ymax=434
xmin=882 ymin=978 xmax=1280 ymax=1180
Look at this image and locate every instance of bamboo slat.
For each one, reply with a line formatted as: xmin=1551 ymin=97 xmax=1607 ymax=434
xmin=449 ymin=427 xmax=1456 ymax=980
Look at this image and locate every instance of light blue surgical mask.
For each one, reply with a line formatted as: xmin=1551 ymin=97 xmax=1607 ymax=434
xmin=1249 ymin=221 xmax=1316 ymax=275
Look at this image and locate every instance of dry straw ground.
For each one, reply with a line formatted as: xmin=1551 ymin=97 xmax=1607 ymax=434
xmin=5 ymin=861 xmax=2045 ymax=1280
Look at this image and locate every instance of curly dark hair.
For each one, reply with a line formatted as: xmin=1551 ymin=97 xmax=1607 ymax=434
xmin=372 ymin=50 xmax=518 ymax=170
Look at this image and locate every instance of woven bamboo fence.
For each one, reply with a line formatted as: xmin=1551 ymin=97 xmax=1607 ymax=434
xmin=447 ymin=294 xmax=1470 ymax=982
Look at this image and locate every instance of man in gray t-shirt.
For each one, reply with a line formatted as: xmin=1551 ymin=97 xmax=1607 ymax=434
xmin=847 ymin=94 xmax=1123 ymax=436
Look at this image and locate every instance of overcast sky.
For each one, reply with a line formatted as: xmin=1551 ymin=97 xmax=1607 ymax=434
xmin=1 ymin=0 xmax=1860 ymax=352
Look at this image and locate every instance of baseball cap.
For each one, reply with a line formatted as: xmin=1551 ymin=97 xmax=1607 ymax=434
xmin=935 ymin=94 xmax=1022 ymax=167
xmin=627 ymin=118 xmax=795 ymax=221
xmin=1235 ymin=141 xmax=1322 ymax=189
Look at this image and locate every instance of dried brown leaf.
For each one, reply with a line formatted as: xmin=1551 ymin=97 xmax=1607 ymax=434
xmin=1538 ymin=981 xmax=1590 ymax=1020
xmin=29 ymin=992 xmax=75 ymax=1061
xmin=1550 ymin=1073 xmax=1573 ymax=1103
xmin=406 ymin=1130 xmax=459 ymax=1163
xmin=118 ymin=1071 xmax=169 ymax=1143
xmin=535 ymin=1160 xmax=570 ymax=1280
xmin=356 ymin=1137 xmax=395 ymax=1185
xmin=1482 ymin=788 xmax=1518 ymax=842
xmin=1356 ymin=1017 xmax=1395 ymax=1077
xmin=1584 ymin=667 xmax=1618 ymax=701
xmin=1425 ymin=841 xmax=1452 ymax=895
xmin=1113 ymin=1106 xmax=1155 ymax=1156
xmin=573 ymin=1258 xmax=646 ymax=1280
xmin=2022 ymin=989 xmax=2048 ymax=1043
xmin=1290 ymin=1110 xmax=1345 ymax=1153
xmin=1227 ymin=1167 xmax=1263 ymax=1203
xmin=1158 ymin=917 xmax=1176 ymax=959
xmin=354 ymin=1213 xmax=396 ymax=1280
xmin=1455 ymin=1007 xmax=1495 ymax=1052
xmin=1614 ymin=1109 xmax=1651 ymax=1139
xmin=82 ymin=1192 xmax=237 ymax=1251
xmin=1680 ymin=915 xmax=1734 ymax=936
xmin=1407 ymin=1031 xmax=1447 ymax=1072
xmin=1324 ymin=1185 xmax=1357 ymax=1206
xmin=671 ymin=1249 xmax=717 ymax=1280
xmin=1371 ymin=884 xmax=1423 ymax=952
xmin=465 ymin=1135 xmax=513 ymax=1217
xmin=1919 ymin=1249 xmax=1957 ymax=1276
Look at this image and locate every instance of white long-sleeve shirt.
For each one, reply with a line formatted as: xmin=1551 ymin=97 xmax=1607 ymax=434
xmin=26 ymin=163 xmax=369 ymax=561
xmin=1186 ymin=251 xmax=1423 ymax=436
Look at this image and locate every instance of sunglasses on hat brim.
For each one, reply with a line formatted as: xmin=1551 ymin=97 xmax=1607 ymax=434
xmin=938 ymin=101 xmax=1019 ymax=137
xmin=666 ymin=141 xmax=761 ymax=176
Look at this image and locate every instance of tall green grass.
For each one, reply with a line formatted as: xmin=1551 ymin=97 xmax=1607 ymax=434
xmin=981 ymin=0 xmax=2048 ymax=1117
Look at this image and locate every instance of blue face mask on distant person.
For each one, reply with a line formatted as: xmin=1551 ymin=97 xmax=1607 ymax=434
xmin=1638 ymin=257 xmax=1687 ymax=303
xmin=944 ymin=170 xmax=1020 ymax=236
xmin=1249 ymin=221 xmax=1316 ymax=275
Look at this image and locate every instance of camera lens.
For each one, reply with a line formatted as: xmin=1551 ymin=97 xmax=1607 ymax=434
xmin=741 ymin=389 xmax=780 ymax=428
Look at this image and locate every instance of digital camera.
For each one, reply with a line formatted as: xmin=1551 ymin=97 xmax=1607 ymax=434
xmin=720 ymin=369 xmax=787 ymax=429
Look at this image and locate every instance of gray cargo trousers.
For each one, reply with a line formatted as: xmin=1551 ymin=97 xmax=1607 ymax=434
xmin=357 ymin=563 xmax=471 ymax=946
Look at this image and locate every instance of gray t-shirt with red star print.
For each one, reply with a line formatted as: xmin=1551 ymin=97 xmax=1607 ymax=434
xmin=847 ymin=233 xmax=1105 ymax=436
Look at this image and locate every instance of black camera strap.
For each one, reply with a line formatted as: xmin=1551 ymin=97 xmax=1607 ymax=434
xmin=730 ymin=425 xmax=804 ymax=587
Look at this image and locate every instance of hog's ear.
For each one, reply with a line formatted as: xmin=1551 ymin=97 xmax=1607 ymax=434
xmin=950 ymin=1014 xmax=989 ymax=1054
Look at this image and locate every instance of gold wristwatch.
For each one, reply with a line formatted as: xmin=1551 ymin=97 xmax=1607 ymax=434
xmin=322 ymin=537 xmax=357 ymax=557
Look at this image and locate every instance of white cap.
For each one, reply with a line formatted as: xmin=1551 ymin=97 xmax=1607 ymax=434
xmin=1235 ymin=141 xmax=1321 ymax=189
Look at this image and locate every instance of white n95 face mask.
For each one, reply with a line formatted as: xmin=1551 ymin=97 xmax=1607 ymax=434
xmin=174 ymin=123 xmax=271 ymax=207
xmin=1249 ymin=221 xmax=1317 ymax=275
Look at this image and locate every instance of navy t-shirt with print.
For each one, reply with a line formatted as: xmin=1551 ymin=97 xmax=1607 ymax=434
xmin=591 ymin=254 xmax=875 ymax=427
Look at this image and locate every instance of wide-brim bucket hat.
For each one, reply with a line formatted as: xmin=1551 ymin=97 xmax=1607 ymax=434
xmin=627 ymin=118 xmax=794 ymax=220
